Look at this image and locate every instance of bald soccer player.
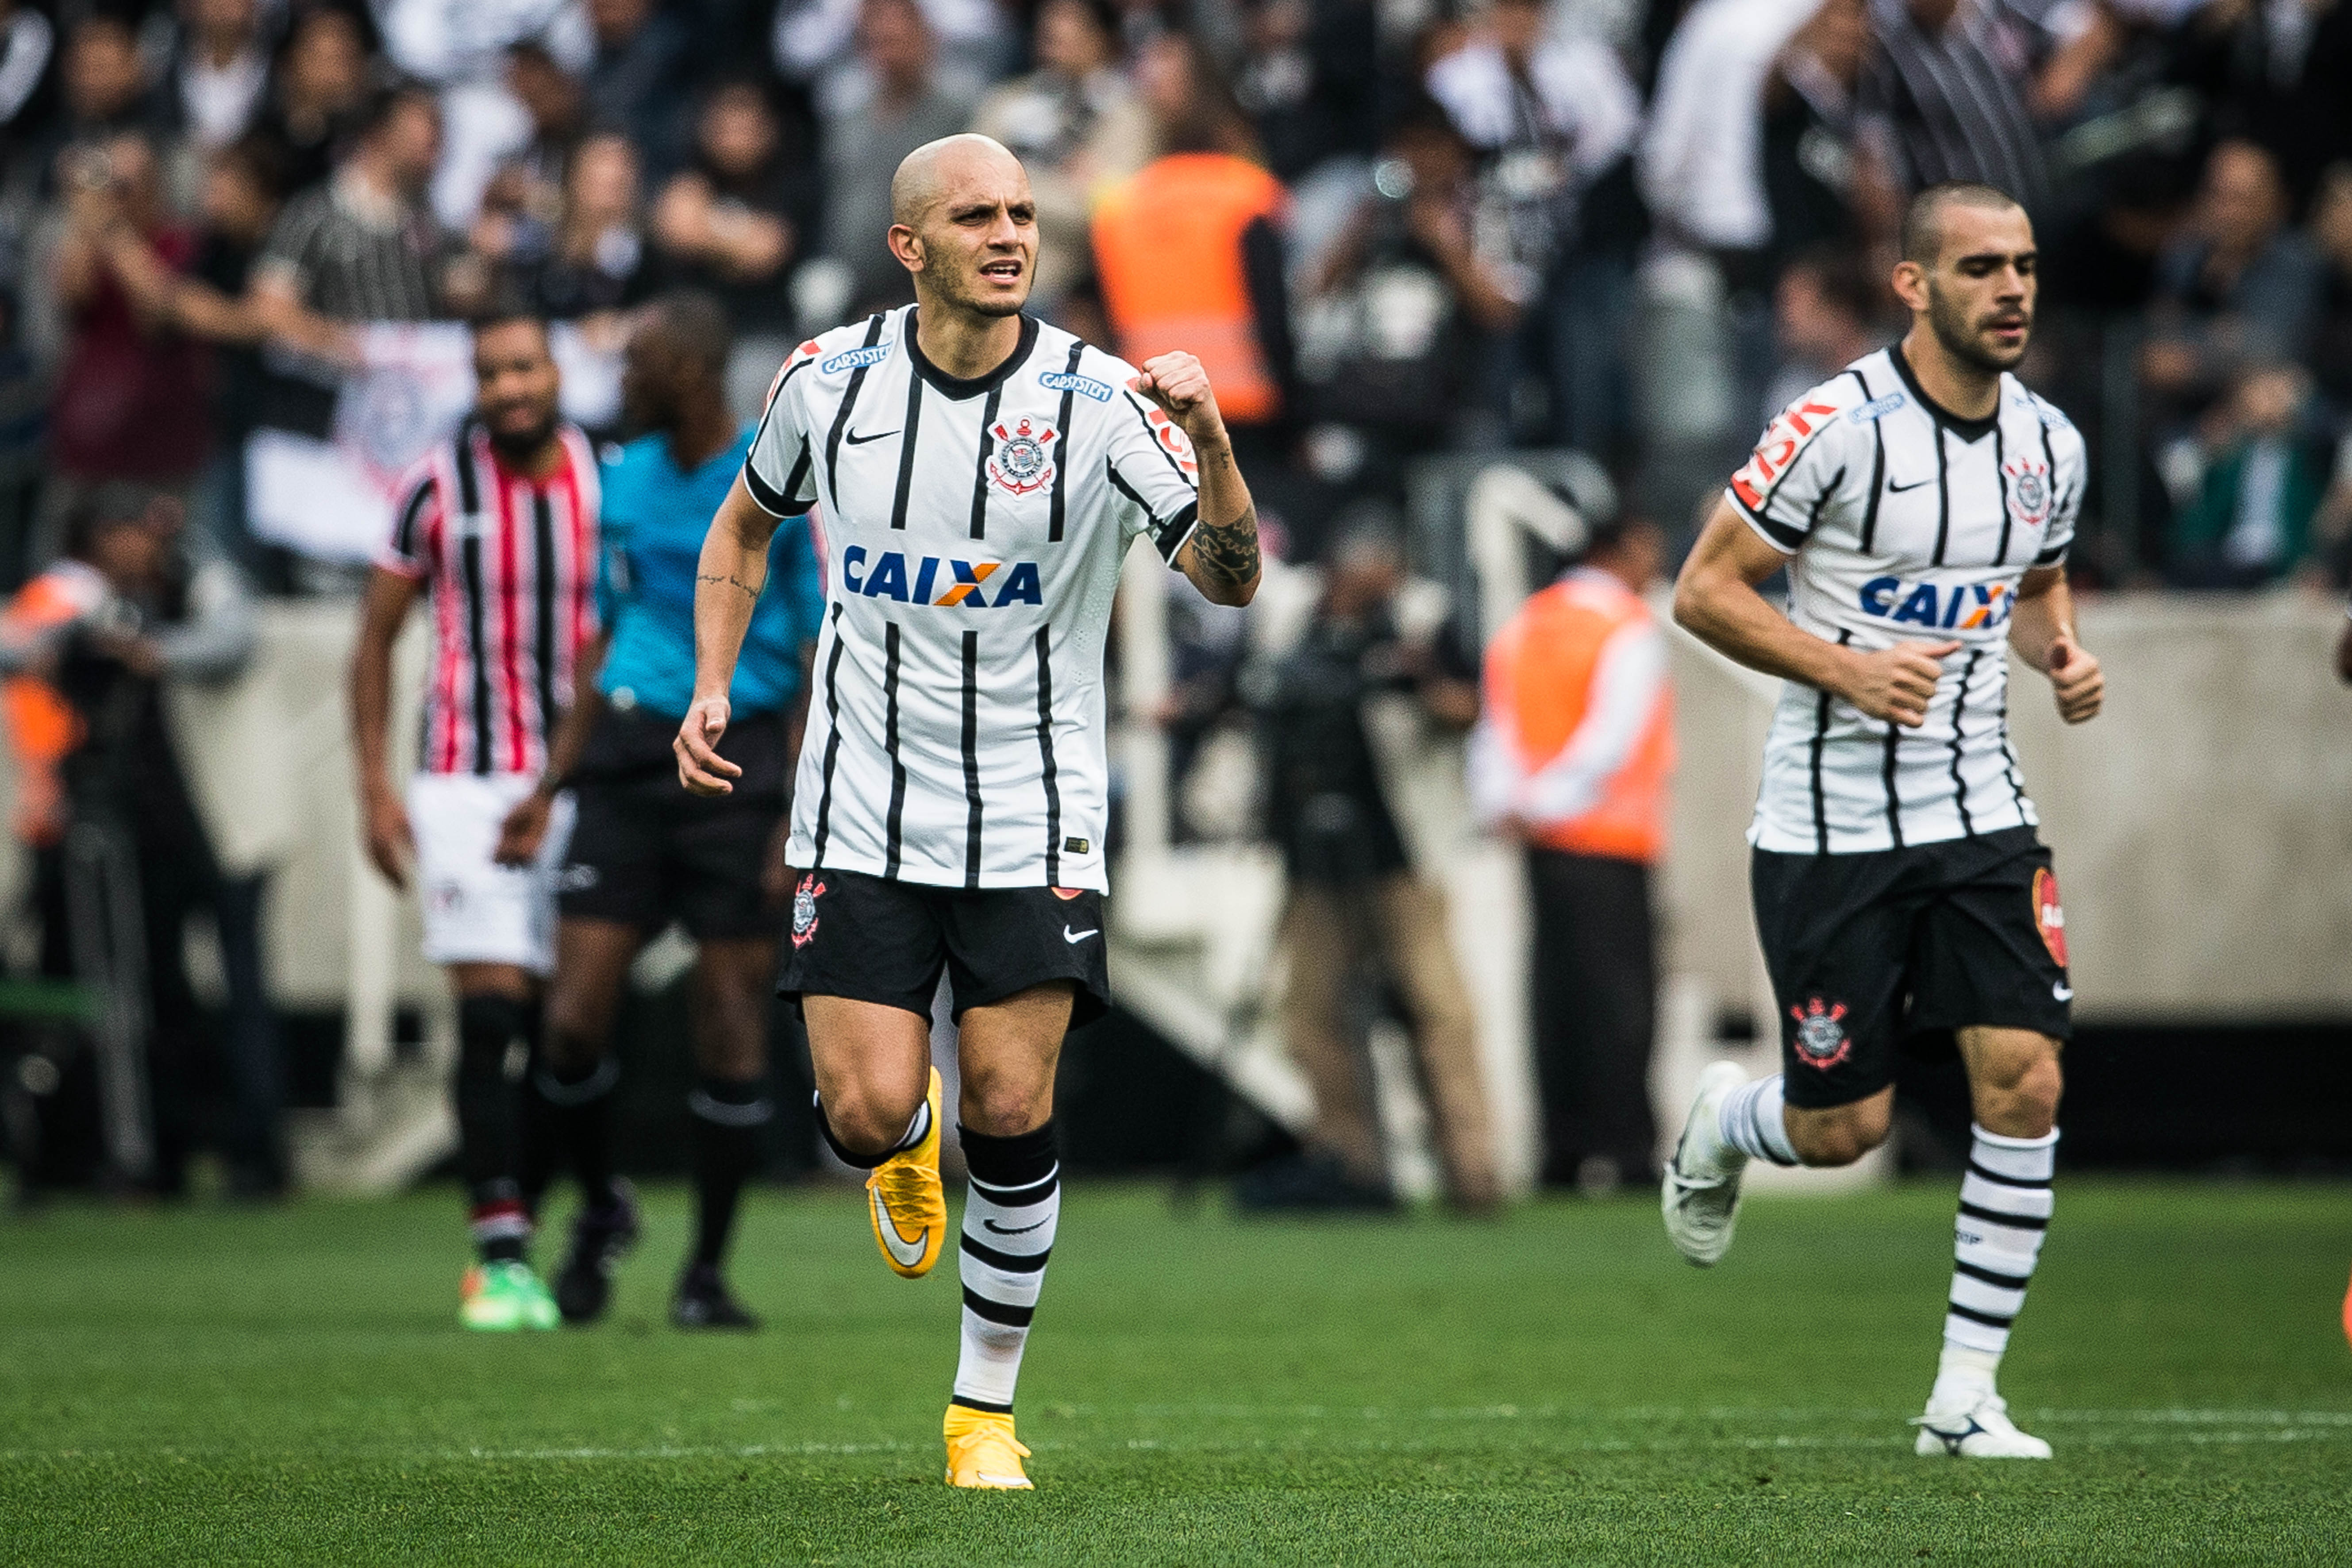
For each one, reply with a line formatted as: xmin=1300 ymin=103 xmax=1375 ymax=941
xmin=677 ymin=135 xmax=1262 ymax=1488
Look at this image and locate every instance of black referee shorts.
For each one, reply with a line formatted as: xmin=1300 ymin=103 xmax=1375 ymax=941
xmin=556 ymin=705 xmax=787 ymax=942
xmin=777 ymin=867 xmax=1109 ymax=1029
xmin=1751 ymin=825 xmax=2071 ymax=1110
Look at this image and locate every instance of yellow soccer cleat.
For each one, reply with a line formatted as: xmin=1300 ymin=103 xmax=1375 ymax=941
xmin=943 ymin=1405 xmax=1034 ymax=1490
xmin=866 ymin=1067 xmax=947 ymax=1278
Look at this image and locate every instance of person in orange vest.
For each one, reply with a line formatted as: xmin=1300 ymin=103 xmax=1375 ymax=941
xmin=1470 ymin=513 xmax=1673 ymax=1191
xmin=1092 ymin=34 xmax=1294 ymax=461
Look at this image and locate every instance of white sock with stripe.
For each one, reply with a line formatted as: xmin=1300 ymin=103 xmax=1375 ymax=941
xmin=1936 ymin=1123 xmax=2057 ymax=1404
xmin=1716 ymin=1074 xmax=1799 ymax=1166
xmin=951 ymin=1123 xmax=1060 ymax=1413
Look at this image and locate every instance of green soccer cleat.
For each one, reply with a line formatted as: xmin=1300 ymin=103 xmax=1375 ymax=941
xmin=459 ymin=1260 xmax=562 ymax=1332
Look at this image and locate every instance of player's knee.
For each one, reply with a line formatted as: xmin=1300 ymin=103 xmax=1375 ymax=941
xmin=1976 ymin=1051 xmax=2063 ymax=1137
xmin=1788 ymin=1102 xmax=1890 ymax=1167
xmin=539 ymin=1005 xmax=607 ymax=1078
xmin=822 ymin=1082 xmax=923 ymax=1156
xmin=959 ymin=1065 xmax=1049 ymax=1140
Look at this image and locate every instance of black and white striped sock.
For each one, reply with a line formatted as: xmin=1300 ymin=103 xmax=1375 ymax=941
xmin=814 ymin=1093 xmax=931 ymax=1169
xmin=951 ymin=1122 xmax=1059 ymax=1413
xmin=1938 ymin=1123 xmax=2057 ymax=1397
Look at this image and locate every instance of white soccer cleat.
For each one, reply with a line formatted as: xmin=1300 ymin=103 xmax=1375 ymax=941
xmin=1913 ymin=1391 xmax=2053 ymax=1459
xmin=1661 ymin=1060 xmax=1751 ymax=1267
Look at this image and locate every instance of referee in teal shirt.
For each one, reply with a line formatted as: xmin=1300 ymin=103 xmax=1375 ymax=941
xmin=511 ymin=293 xmax=824 ymax=1332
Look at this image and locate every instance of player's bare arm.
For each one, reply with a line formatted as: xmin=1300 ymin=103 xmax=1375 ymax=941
xmin=349 ymin=565 xmax=424 ymax=889
xmin=1141 ymin=351 xmax=1261 ymax=608
xmin=496 ymin=632 xmax=610 ymax=865
xmin=1674 ymin=499 xmax=1958 ymax=728
xmin=676 ymin=472 xmax=780 ymax=795
xmin=2008 ymin=566 xmax=2102 ymax=724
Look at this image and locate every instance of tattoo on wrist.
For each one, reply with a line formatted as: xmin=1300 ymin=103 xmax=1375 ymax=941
xmin=697 ymin=571 xmax=763 ymax=601
xmin=1191 ymin=505 xmax=1261 ymax=588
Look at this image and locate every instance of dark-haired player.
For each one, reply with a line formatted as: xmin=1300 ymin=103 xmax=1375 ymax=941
xmin=1665 ymin=183 xmax=2104 ymax=1457
xmin=351 ymin=311 xmax=601 ymax=1330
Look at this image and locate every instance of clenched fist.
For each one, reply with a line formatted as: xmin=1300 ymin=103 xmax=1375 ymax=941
xmin=1131 ymin=352 xmax=1228 ymax=451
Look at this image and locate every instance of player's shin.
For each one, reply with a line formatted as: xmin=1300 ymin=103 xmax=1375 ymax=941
xmin=688 ymin=1076 xmax=772 ymax=1268
xmin=1937 ymin=1124 xmax=2057 ymax=1401
xmin=456 ymin=994 xmax=531 ymax=1263
xmin=952 ymin=1122 xmax=1059 ymax=1413
xmin=532 ymin=1055 xmax=624 ymax=1209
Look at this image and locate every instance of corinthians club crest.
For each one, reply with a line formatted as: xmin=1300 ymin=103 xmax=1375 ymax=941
xmin=791 ymin=873 xmax=826 ymax=949
xmin=988 ymin=417 xmax=1058 ymax=496
xmin=1789 ymin=997 xmax=1852 ymax=1068
xmin=2004 ymin=457 xmax=2053 ymax=529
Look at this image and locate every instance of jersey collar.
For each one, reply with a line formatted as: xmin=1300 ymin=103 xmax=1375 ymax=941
xmin=904 ymin=308 xmax=1039 ymax=401
xmin=1888 ymin=342 xmax=1999 ymax=443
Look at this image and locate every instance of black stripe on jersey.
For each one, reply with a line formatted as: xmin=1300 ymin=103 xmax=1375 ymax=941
xmin=823 ymin=314 xmax=888 ymax=514
xmin=1991 ymin=421 xmax=2012 ymax=565
xmin=392 ymin=474 xmax=435 ymax=561
xmin=1993 ymin=674 xmax=2029 ymax=814
xmin=454 ymin=424 xmax=482 ymax=515
xmin=1047 ymin=341 xmax=1083 ymax=542
xmin=743 ymin=454 xmax=791 ymax=516
xmin=889 ymin=371 xmax=924 ymax=530
xmin=1931 ymin=425 xmax=1952 ymax=566
xmin=532 ymin=488 xmax=558 ymax=748
xmin=461 ymin=531 xmax=492 ymax=775
xmin=1948 ymin=648 xmax=1981 ymax=836
xmin=1120 ymin=393 xmax=1192 ymax=486
xmin=883 ymin=621 xmax=907 ymax=878
xmin=968 ymin=385 xmax=1001 ymax=540
xmin=811 ymin=603 xmax=847 ymax=863
xmin=1855 ymin=370 xmax=1887 ymax=553
xmin=1105 ymin=462 xmax=1180 ymax=556
xmin=1881 ymin=723 xmax=1904 ymax=851
xmin=781 ymin=449 xmax=815 ymax=512
xmin=2032 ymin=416 xmax=2068 ymax=565
xmin=1812 ymin=628 xmax=1853 ymax=854
xmin=1035 ymin=627 xmax=1061 ymax=886
xmin=1743 ymin=501 xmax=1808 ymax=551
xmin=742 ymin=356 xmax=816 ymax=515
xmin=961 ymin=630 xmax=983 ymax=889
xmin=1155 ymin=500 xmax=1201 ymax=563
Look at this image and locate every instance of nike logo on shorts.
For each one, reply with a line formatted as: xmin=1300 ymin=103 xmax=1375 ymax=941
xmin=2052 ymin=982 xmax=2073 ymax=1002
xmin=844 ymin=427 xmax=900 ymax=445
xmin=1063 ymin=925 xmax=1098 ymax=943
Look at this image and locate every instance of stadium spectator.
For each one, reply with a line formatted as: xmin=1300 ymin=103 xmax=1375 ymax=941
xmin=1764 ymin=242 xmax=1886 ymax=416
xmin=2163 ymin=362 xmax=2332 ymax=589
xmin=771 ymin=0 xmax=1008 ymax=109
xmin=2301 ymin=163 xmax=2352 ymax=424
xmin=1231 ymin=0 xmax=1380 ymax=188
xmin=44 ymin=133 xmax=215 ymax=552
xmin=2169 ymin=0 xmax=2352 ymax=212
xmin=253 ymin=5 xmax=373 ymax=197
xmin=814 ymin=0 xmax=975 ymax=322
xmin=1240 ymin=517 xmax=1498 ymax=1214
xmin=0 ymin=0 xmax=55 ymax=169
xmin=525 ymin=130 xmax=658 ymax=321
xmin=967 ymin=0 xmax=1151 ymax=323
xmin=1470 ymin=512 xmax=1672 ymax=1193
xmin=1856 ymin=0 xmax=2050 ymax=214
xmin=1096 ymin=35 xmax=1293 ymax=462
xmin=1760 ymin=0 xmax=1889 ymax=276
xmin=2142 ymin=139 xmax=2325 ymax=414
xmin=168 ymin=0 xmax=273 ymax=152
xmin=54 ymin=13 xmax=158 ymax=154
xmin=1424 ymin=0 xmax=1642 ymax=453
xmin=584 ymin=0 xmax=691 ymax=179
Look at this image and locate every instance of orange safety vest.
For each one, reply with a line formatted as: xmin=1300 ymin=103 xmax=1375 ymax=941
xmin=0 ymin=564 xmax=108 ymax=848
xmin=1092 ymin=153 xmax=1287 ymax=425
xmin=1482 ymin=569 xmax=1675 ymax=863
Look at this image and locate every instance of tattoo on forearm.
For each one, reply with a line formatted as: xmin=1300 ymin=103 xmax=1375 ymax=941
xmin=1191 ymin=505 xmax=1260 ymax=587
xmin=697 ymin=571 xmax=764 ymax=601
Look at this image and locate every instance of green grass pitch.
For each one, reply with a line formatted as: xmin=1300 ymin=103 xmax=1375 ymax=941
xmin=3 ymin=1179 xmax=2348 ymax=1564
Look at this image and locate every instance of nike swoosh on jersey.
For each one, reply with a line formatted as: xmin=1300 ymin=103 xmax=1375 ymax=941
xmin=1887 ymin=477 xmax=1932 ymax=493
xmin=983 ymin=1216 xmax=1050 ymax=1235
xmin=870 ymin=1187 xmax=931 ymax=1267
xmin=844 ymin=427 xmax=901 ymax=445
xmin=1063 ymin=926 xmax=1099 ymax=943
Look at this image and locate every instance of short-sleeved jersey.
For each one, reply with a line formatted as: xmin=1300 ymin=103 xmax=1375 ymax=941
xmin=1727 ymin=344 xmax=2086 ymax=854
xmin=382 ymin=422 xmax=601 ymax=777
xmin=598 ymin=426 xmax=824 ymax=720
xmin=743 ymin=307 xmax=1201 ymax=890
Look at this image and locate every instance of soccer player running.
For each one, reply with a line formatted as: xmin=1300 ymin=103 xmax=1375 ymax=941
xmin=495 ymin=294 xmax=826 ymax=1330
xmin=677 ymin=133 xmax=1260 ymax=1489
xmin=350 ymin=311 xmax=601 ymax=1331
xmin=1663 ymin=184 xmax=2105 ymax=1458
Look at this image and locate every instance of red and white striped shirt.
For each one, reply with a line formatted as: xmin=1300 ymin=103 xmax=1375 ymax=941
xmin=380 ymin=423 xmax=601 ymax=777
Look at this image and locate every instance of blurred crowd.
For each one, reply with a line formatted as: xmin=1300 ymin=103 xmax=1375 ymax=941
xmin=0 ymin=0 xmax=2331 ymax=593
xmin=0 ymin=0 xmax=2348 ymax=1203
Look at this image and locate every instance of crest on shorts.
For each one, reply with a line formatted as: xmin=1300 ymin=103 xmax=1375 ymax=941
xmin=988 ymin=418 xmax=1057 ymax=496
xmin=1789 ymin=997 xmax=1852 ymax=1069
xmin=791 ymin=873 xmax=827 ymax=948
xmin=2005 ymin=458 xmax=2053 ymax=529
xmin=2032 ymin=867 xmax=2068 ymax=968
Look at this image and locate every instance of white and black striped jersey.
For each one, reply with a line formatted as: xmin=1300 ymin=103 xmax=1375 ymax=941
xmin=743 ymin=307 xmax=1201 ymax=890
xmin=1728 ymin=344 xmax=2086 ymax=855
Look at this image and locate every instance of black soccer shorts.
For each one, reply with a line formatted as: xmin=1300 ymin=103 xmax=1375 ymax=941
xmin=1750 ymin=825 xmax=2071 ymax=1110
xmin=776 ymin=866 xmax=1110 ymax=1028
xmin=556 ymin=706 xmax=788 ymax=942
